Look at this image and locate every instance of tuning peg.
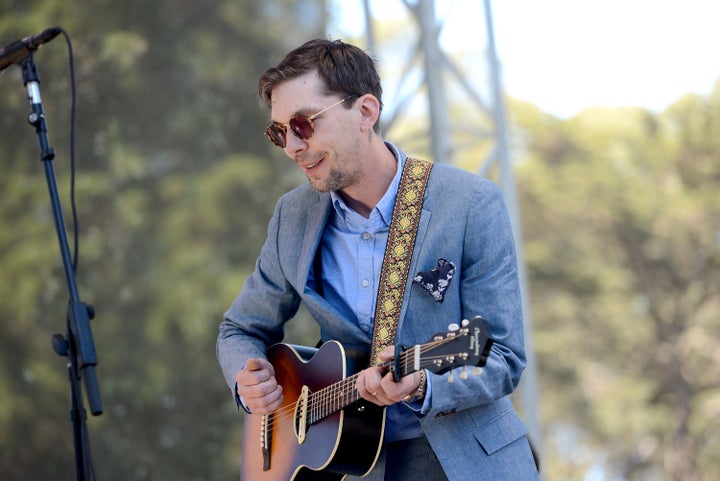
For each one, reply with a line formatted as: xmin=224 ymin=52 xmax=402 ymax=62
xmin=448 ymin=372 xmax=454 ymax=383
xmin=447 ymin=323 xmax=460 ymax=332
xmin=459 ymin=369 xmax=469 ymax=380
xmin=461 ymin=319 xmax=470 ymax=327
xmin=473 ymin=367 xmax=483 ymax=376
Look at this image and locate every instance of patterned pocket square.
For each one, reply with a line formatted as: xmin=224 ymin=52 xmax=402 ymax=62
xmin=413 ymin=258 xmax=456 ymax=303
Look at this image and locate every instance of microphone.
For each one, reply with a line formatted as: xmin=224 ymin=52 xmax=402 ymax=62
xmin=0 ymin=26 xmax=62 ymax=73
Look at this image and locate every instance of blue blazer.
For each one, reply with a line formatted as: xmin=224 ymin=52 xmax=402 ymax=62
xmin=218 ymin=161 xmax=539 ymax=481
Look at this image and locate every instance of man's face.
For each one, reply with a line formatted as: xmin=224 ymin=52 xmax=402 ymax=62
xmin=269 ymin=72 xmax=363 ymax=193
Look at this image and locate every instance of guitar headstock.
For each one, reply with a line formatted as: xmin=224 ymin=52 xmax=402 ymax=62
xmin=396 ymin=316 xmax=494 ymax=378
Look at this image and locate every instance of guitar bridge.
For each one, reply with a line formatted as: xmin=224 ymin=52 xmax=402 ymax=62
xmin=294 ymin=385 xmax=310 ymax=444
xmin=261 ymin=412 xmax=273 ymax=471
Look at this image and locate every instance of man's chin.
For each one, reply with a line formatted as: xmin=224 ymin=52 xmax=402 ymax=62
xmin=307 ymin=176 xmax=328 ymax=192
xmin=308 ymin=170 xmax=352 ymax=193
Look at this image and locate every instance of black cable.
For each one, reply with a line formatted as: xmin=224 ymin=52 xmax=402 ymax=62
xmin=61 ymin=27 xmax=97 ymax=481
xmin=61 ymin=29 xmax=80 ymax=275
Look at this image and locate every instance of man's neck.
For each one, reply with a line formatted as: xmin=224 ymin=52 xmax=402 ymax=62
xmin=338 ymin=141 xmax=398 ymax=218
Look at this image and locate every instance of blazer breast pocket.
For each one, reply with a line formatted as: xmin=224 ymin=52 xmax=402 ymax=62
xmin=412 ymin=258 xmax=456 ymax=303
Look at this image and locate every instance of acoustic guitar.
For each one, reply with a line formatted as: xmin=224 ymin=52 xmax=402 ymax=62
xmin=240 ymin=316 xmax=493 ymax=481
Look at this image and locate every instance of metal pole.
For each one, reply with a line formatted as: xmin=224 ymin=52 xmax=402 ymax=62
xmin=483 ymin=0 xmax=543 ymax=464
xmin=416 ymin=0 xmax=452 ymax=162
xmin=361 ymin=0 xmax=377 ymax=55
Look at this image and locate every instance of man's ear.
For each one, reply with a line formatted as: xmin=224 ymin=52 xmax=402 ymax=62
xmin=356 ymin=94 xmax=381 ymax=133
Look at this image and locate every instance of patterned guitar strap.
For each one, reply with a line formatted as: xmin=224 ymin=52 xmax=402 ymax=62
xmin=369 ymin=157 xmax=433 ymax=366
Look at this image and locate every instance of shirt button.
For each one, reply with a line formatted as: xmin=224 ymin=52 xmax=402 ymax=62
xmin=362 ymin=279 xmax=370 ymax=287
xmin=361 ymin=232 xmax=371 ymax=240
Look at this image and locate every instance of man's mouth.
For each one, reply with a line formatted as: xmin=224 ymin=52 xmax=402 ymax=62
xmin=299 ymin=155 xmax=323 ymax=171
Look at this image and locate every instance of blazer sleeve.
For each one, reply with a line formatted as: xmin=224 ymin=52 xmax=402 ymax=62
xmin=421 ymin=177 xmax=527 ymax=418
xmin=216 ymin=195 xmax=302 ymax=391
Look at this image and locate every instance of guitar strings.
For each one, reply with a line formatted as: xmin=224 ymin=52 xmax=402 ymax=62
xmin=261 ymin=354 xmax=456 ymax=432
xmin=258 ymin=334 xmax=469 ymax=433
xmin=260 ymin=337 xmax=463 ymax=430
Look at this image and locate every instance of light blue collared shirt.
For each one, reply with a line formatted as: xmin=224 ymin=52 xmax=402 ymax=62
xmin=315 ymin=142 xmax=428 ymax=442
xmin=322 ymin=149 xmax=402 ymax=336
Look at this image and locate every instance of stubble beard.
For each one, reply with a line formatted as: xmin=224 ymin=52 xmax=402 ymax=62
xmin=309 ymin=165 xmax=362 ymax=193
xmin=307 ymin=146 xmax=363 ymax=193
xmin=307 ymin=136 xmax=364 ymax=193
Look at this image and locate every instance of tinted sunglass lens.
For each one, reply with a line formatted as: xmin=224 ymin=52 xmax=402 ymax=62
xmin=266 ymin=125 xmax=286 ymax=148
xmin=290 ymin=116 xmax=314 ymax=140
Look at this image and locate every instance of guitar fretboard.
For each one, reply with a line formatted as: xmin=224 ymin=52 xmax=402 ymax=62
xmin=306 ymin=349 xmax=421 ymax=424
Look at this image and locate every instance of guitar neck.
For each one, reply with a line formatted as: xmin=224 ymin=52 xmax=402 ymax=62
xmin=305 ymin=317 xmax=491 ymax=425
xmin=307 ymin=350 xmax=420 ymax=424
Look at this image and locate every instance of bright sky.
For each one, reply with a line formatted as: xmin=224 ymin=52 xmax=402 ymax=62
xmin=329 ymin=0 xmax=720 ymax=118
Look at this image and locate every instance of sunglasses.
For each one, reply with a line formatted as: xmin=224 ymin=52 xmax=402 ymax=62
xmin=264 ymin=97 xmax=352 ymax=148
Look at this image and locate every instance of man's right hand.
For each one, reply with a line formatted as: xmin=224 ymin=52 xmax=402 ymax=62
xmin=235 ymin=357 xmax=283 ymax=415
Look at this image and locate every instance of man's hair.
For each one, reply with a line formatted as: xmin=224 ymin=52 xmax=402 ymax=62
xmin=257 ymin=39 xmax=383 ymax=115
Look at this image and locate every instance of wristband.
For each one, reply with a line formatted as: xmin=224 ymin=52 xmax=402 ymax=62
xmin=403 ymin=369 xmax=427 ymax=402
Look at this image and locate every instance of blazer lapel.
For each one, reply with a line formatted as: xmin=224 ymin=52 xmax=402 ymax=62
xmin=297 ymin=191 xmax=331 ymax=289
xmin=294 ymin=192 xmax=371 ymax=343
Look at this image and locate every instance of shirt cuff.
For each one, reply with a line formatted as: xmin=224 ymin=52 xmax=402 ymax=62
xmin=403 ymin=370 xmax=432 ymax=414
xmin=234 ymin=382 xmax=252 ymax=414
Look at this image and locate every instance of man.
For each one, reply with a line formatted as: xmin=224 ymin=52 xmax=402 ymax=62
xmin=217 ymin=39 xmax=539 ymax=481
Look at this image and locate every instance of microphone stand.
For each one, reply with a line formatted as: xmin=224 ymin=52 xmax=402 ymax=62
xmin=20 ymin=53 xmax=102 ymax=481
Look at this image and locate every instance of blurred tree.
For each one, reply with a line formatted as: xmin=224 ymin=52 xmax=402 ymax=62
xmin=514 ymin=85 xmax=720 ymax=481
xmin=0 ymin=0 xmax=326 ymax=479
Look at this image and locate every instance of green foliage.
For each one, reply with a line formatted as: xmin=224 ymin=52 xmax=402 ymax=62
xmin=515 ymin=88 xmax=720 ymax=480
xmin=0 ymin=0 xmax=323 ymax=479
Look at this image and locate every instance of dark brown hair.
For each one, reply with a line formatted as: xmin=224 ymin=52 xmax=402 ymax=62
xmin=257 ymin=39 xmax=383 ymax=116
